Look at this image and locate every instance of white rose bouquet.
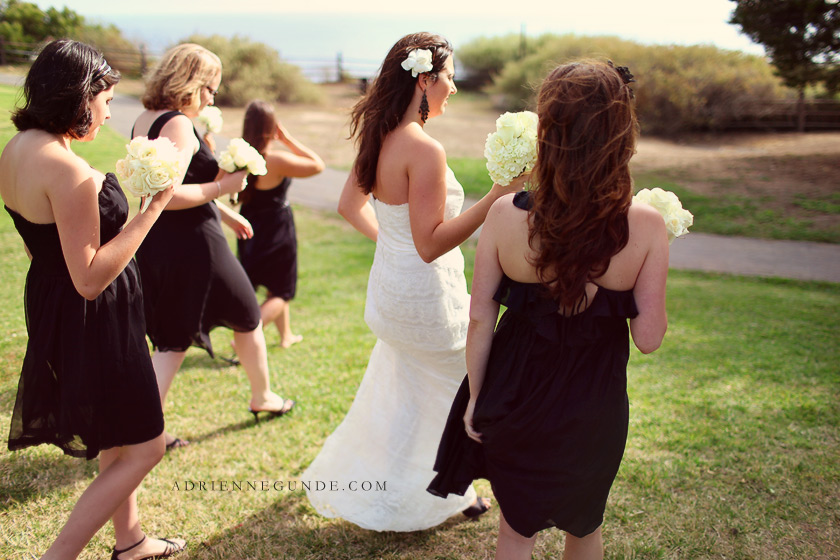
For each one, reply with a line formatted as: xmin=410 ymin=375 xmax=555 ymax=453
xmin=484 ymin=111 xmax=538 ymax=186
xmin=115 ymin=136 xmax=182 ymax=212
xmin=197 ymin=105 xmax=223 ymax=134
xmin=217 ymin=138 xmax=267 ymax=176
xmin=633 ymin=187 xmax=694 ymax=244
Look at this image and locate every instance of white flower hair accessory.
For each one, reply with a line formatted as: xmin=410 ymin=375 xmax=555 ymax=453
xmin=401 ymin=48 xmax=434 ymax=77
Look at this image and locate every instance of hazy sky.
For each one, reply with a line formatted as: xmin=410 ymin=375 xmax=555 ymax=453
xmin=41 ymin=0 xmax=765 ymax=56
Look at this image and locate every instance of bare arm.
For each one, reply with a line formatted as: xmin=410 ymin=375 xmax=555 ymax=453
xmin=52 ymin=163 xmax=174 ymax=300
xmin=463 ymin=202 xmax=505 ymax=442
xmin=139 ymin=114 xmax=246 ymax=210
xmin=337 ymin=169 xmax=378 ymax=242
xmin=408 ymin=140 xmax=526 ymax=263
xmin=629 ymin=205 xmax=669 ymax=353
xmin=269 ymin=122 xmax=325 ymax=178
xmin=216 ymin=199 xmax=253 ymax=239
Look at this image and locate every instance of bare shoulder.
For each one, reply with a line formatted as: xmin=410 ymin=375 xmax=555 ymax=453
xmin=158 ymin=112 xmax=195 ymax=137
xmin=392 ymin=123 xmax=445 ymax=161
xmin=628 ymin=200 xmax=666 ymax=236
xmin=487 ymin=192 xmax=521 ymax=223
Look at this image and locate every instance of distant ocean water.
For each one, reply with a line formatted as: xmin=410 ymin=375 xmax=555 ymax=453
xmin=105 ymin=12 xmax=538 ymax=81
xmin=100 ymin=11 xmax=762 ymax=82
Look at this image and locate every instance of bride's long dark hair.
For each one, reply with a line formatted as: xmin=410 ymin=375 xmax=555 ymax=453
xmin=350 ymin=32 xmax=452 ymax=195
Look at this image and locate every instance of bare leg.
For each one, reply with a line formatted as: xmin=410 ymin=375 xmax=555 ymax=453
xmin=563 ymin=527 xmax=603 ymax=560
xmin=40 ymin=435 xmax=168 ymax=560
xmin=260 ymin=293 xmax=301 ymax=348
xmin=495 ymin=510 xmax=537 ymax=560
xmin=274 ymin=302 xmax=302 ymax=348
xmin=232 ymin=323 xmax=288 ymax=411
xmin=259 ymin=294 xmax=285 ymax=325
xmin=151 ymin=350 xmax=188 ymax=447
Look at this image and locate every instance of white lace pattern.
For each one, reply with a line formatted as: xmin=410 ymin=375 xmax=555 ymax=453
xmin=302 ymin=167 xmax=477 ymax=531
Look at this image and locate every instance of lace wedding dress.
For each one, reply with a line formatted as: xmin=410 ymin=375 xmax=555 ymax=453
xmin=302 ymin=167 xmax=477 ymax=531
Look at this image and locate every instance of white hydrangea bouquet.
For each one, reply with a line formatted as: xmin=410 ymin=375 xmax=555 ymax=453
xmin=197 ymin=105 xmax=223 ymax=134
xmin=633 ymin=187 xmax=694 ymax=244
xmin=484 ymin=111 xmax=538 ymax=186
xmin=115 ymin=136 xmax=183 ymax=213
xmin=218 ymin=138 xmax=267 ymax=176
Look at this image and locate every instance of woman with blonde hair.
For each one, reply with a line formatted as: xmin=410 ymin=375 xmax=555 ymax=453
xmin=302 ymin=31 xmax=523 ymax=531
xmin=428 ymin=61 xmax=670 ymax=559
xmin=133 ymin=44 xmax=294 ymax=449
xmin=237 ymin=100 xmax=324 ymax=348
xmin=1 ymin=39 xmax=184 ymax=559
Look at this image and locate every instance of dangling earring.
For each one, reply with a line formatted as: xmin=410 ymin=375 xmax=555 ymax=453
xmin=419 ymin=90 xmax=429 ymax=123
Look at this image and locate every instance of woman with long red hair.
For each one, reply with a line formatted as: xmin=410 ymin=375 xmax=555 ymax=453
xmin=429 ymin=60 xmax=670 ymax=559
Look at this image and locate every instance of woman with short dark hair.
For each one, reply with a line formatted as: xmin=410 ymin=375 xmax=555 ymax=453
xmin=1 ymin=39 xmax=184 ymax=560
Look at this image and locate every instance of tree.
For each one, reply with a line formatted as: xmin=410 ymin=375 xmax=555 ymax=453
xmin=0 ymin=0 xmax=82 ymax=43
xmin=729 ymin=0 xmax=840 ymax=130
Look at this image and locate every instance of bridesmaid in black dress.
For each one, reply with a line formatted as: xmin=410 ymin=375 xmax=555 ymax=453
xmin=1 ymin=40 xmax=184 ymax=559
xmin=428 ymin=61 xmax=670 ymax=559
xmin=132 ymin=44 xmax=294 ymax=450
xmin=237 ymin=100 xmax=324 ymax=348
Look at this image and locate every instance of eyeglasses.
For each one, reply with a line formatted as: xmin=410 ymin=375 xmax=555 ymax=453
xmin=205 ymin=86 xmax=219 ymax=96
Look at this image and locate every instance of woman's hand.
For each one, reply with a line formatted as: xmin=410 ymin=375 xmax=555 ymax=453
xmin=221 ymin=210 xmax=253 ymax=239
xmin=489 ymin=172 xmax=531 ymax=198
xmin=218 ymin=169 xmax=248 ymax=196
xmin=464 ymin=398 xmax=483 ymax=443
xmin=275 ymin=121 xmax=289 ymax=143
xmin=143 ymin=184 xmax=176 ymax=213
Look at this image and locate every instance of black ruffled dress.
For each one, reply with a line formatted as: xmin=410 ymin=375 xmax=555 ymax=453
xmin=428 ymin=191 xmax=639 ymax=538
xmin=6 ymin=174 xmax=164 ymax=459
xmin=135 ymin=111 xmax=261 ymax=356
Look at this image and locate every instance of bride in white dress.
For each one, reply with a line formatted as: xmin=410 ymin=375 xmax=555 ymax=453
xmin=302 ymin=32 xmax=524 ymax=531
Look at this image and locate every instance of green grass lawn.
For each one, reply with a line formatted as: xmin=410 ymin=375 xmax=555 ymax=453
xmin=0 ymin=84 xmax=838 ymax=559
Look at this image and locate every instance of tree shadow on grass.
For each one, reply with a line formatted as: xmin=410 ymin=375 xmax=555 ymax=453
xmin=188 ymin=493 xmax=495 ymax=560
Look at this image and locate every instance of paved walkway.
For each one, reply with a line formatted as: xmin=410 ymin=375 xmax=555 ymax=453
xmin=2 ymin=75 xmax=837 ymax=284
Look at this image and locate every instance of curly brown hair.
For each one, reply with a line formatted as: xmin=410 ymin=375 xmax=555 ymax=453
xmin=141 ymin=43 xmax=221 ymax=113
xmin=349 ymin=32 xmax=453 ymax=195
xmin=529 ymin=60 xmax=639 ymax=308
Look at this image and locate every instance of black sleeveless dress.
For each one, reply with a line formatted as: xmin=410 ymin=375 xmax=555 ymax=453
xmin=428 ymin=191 xmax=639 ymax=538
xmin=6 ymin=174 xmax=164 ymax=459
xmin=237 ymin=176 xmax=297 ymax=300
xmin=135 ymin=111 xmax=260 ymax=357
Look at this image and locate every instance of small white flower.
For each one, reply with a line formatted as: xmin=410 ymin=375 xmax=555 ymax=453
xmin=634 ymin=187 xmax=694 ymax=243
xmin=116 ymin=136 xmax=183 ymax=211
xmin=484 ymin=111 xmax=538 ymax=186
xmin=218 ymin=138 xmax=267 ymax=176
xmin=401 ymin=48 xmax=434 ymax=77
xmin=197 ymin=106 xmax=223 ymax=134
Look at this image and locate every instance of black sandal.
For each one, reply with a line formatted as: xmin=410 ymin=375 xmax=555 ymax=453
xmin=111 ymin=535 xmax=186 ymax=560
xmin=249 ymin=399 xmax=296 ymax=423
xmin=463 ymin=496 xmax=492 ymax=518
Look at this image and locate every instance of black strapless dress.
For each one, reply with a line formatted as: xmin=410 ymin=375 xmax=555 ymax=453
xmin=237 ymin=176 xmax=297 ymax=300
xmin=135 ymin=111 xmax=260 ymax=357
xmin=428 ymin=191 xmax=639 ymax=538
xmin=6 ymin=174 xmax=164 ymax=459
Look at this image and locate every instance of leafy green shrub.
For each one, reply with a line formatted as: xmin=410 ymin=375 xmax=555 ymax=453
xmin=455 ymin=33 xmax=552 ymax=90
xmin=183 ymin=34 xmax=323 ymax=107
xmin=465 ymin=34 xmax=789 ymax=134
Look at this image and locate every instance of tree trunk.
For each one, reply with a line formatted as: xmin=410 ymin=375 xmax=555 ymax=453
xmin=797 ymin=88 xmax=806 ymax=132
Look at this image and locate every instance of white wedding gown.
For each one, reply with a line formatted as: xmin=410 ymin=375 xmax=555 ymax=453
xmin=302 ymin=167 xmax=477 ymax=531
